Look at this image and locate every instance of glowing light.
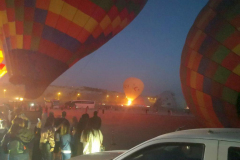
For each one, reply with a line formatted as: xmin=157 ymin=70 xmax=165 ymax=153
xmin=30 ymin=103 xmax=34 ymax=106
xmin=15 ymin=97 xmax=19 ymax=100
xmin=148 ymin=97 xmax=150 ymax=99
xmin=107 ymin=95 xmax=109 ymax=98
xmin=0 ymin=50 xmax=3 ymax=63
xmin=77 ymin=93 xmax=80 ymax=96
xmin=57 ymin=92 xmax=61 ymax=100
xmin=127 ymin=99 xmax=132 ymax=105
xmin=147 ymin=106 xmax=150 ymax=107
xmin=0 ymin=70 xmax=7 ymax=78
xmin=20 ymin=98 xmax=23 ymax=101
xmin=117 ymin=96 xmax=119 ymax=98
xmin=3 ymin=89 xmax=6 ymax=98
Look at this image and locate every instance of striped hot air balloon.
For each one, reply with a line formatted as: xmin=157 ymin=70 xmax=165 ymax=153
xmin=180 ymin=0 xmax=240 ymax=127
xmin=0 ymin=49 xmax=7 ymax=78
xmin=0 ymin=0 xmax=148 ymax=99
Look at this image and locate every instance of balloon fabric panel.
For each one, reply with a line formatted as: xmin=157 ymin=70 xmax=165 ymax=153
xmin=0 ymin=0 xmax=148 ymax=99
xmin=180 ymin=0 xmax=240 ymax=127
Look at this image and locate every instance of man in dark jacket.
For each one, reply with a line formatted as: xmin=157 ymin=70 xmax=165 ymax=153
xmin=90 ymin=111 xmax=101 ymax=130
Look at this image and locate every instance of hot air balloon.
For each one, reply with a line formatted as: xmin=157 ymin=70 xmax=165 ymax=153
xmin=0 ymin=0 xmax=148 ymax=99
xmin=0 ymin=49 xmax=7 ymax=78
xmin=123 ymin=77 xmax=144 ymax=105
xmin=180 ymin=0 xmax=240 ymax=127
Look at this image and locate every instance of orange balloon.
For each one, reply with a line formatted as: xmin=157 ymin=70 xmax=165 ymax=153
xmin=123 ymin=77 xmax=144 ymax=103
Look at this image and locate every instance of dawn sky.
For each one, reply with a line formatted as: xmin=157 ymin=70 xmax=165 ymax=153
xmin=52 ymin=0 xmax=208 ymax=98
xmin=1 ymin=0 xmax=209 ymax=100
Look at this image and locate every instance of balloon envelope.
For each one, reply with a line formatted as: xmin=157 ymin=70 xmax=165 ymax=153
xmin=180 ymin=0 xmax=240 ymax=127
xmin=0 ymin=0 xmax=148 ymax=99
xmin=0 ymin=50 xmax=7 ymax=78
xmin=123 ymin=77 xmax=144 ymax=103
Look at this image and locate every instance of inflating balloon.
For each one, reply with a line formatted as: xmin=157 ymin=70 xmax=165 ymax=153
xmin=180 ymin=0 xmax=240 ymax=127
xmin=123 ymin=77 xmax=144 ymax=105
xmin=0 ymin=0 xmax=148 ymax=99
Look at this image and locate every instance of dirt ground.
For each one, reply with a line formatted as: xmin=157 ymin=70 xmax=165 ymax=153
xmin=50 ymin=108 xmax=203 ymax=151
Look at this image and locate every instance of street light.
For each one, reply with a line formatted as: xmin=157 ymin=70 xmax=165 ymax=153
xmin=58 ymin=92 xmax=61 ymax=100
xmin=19 ymin=97 xmax=23 ymax=101
xmin=3 ymin=89 xmax=6 ymax=98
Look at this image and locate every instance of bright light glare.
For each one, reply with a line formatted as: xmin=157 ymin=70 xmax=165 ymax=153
xmin=15 ymin=97 xmax=19 ymax=100
xmin=127 ymin=100 xmax=132 ymax=105
xmin=20 ymin=98 xmax=23 ymax=101
xmin=31 ymin=103 xmax=34 ymax=106
xmin=3 ymin=89 xmax=6 ymax=92
xmin=147 ymin=106 xmax=150 ymax=108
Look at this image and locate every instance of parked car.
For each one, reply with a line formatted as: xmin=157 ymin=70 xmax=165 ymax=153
xmin=70 ymin=128 xmax=240 ymax=160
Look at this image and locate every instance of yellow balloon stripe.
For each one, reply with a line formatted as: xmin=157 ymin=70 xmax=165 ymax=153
xmin=0 ymin=69 xmax=7 ymax=78
xmin=9 ymin=22 xmax=16 ymax=36
xmin=16 ymin=35 xmax=23 ymax=49
xmin=73 ymin=10 xmax=90 ymax=28
xmin=112 ymin=16 xmax=121 ymax=29
xmin=49 ymin=0 xmax=64 ymax=15
xmin=84 ymin=17 xmax=98 ymax=33
xmin=0 ymin=50 xmax=3 ymax=63
xmin=232 ymin=44 xmax=240 ymax=56
xmin=233 ymin=64 xmax=240 ymax=76
xmin=60 ymin=3 xmax=77 ymax=21
xmin=100 ymin=15 xmax=111 ymax=30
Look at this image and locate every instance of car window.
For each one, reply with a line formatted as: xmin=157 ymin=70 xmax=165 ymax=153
xmin=122 ymin=143 xmax=205 ymax=160
xmin=228 ymin=147 xmax=240 ymax=160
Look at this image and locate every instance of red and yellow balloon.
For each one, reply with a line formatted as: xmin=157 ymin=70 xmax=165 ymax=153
xmin=0 ymin=0 xmax=148 ymax=99
xmin=180 ymin=0 xmax=240 ymax=127
xmin=123 ymin=77 xmax=144 ymax=105
xmin=0 ymin=50 xmax=7 ymax=78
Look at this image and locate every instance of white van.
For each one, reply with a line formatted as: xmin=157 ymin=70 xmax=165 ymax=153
xmin=71 ymin=100 xmax=95 ymax=109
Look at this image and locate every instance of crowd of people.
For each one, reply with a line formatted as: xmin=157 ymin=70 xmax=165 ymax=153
xmin=0 ymin=106 xmax=103 ymax=160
